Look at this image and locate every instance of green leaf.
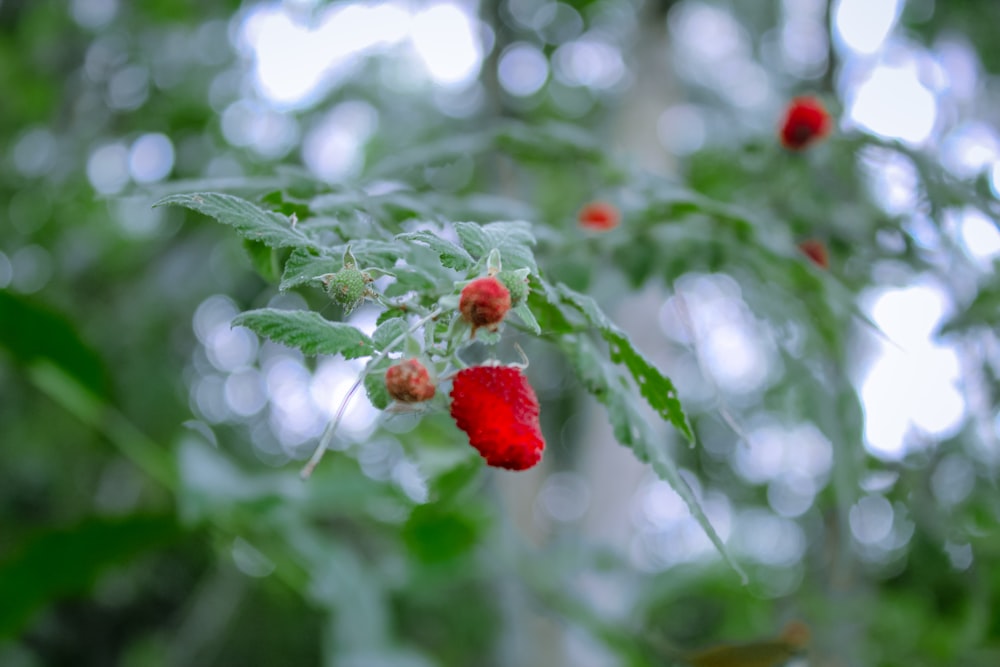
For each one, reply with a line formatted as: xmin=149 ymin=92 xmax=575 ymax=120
xmin=495 ymin=121 xmax=606 ymax=165
xmin=367 ymin=132 xmax=492 ymax=178
xmin=512 ymin=303 xmax=542 ymax=335
xmin=243 ymin=238 xmax=291 ymax=284
xmin=525 ymin=282 xmax=577 ymax=336
xmin=550 ymin=281 xmax=694 ymax=444
xmin=561 ymin=336 xmax=746 ymax=583
xmin=0 ymin=291 xmax=110 ymax=399
xmin=455 ymin=221 xmax=537 ymax=272
xmin=454 ymin=222 xmax=487 ymax=258
xmin=279 ymin=248 xmax=339 ymax=291
xmin=373 ymin=317 xmax=409 ymax=351
xmin=428 ymin=458 xmax=482 ymax=504
xmin=939 ymin=278 xmax=1000 ymax=335
xmin=154 ymin=192 xmax=319 ymax=250
xmin=402 ymin=505 xmax=482 ymax=564
xmin=233 ymin=309 xmax=374 ymax=359
xmin=363 ymin=357 xmax=392 ymax=409
xmin=397 ymin=230 xmax=474 ymax=270
xmin=0 ymin=514 xmax=182 ymax=638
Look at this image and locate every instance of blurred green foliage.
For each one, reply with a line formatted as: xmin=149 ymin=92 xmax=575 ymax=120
xmin=2 ymin=1 xmax=1000 ymax=666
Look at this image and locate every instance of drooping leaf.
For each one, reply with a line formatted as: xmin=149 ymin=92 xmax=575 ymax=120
xmin=561 ymin=335 xmax=746 ymax=583
xmin=233 ymin=309 xmax=374 ymax=359
xmin=154 ymin=192 xmax=319 ymax=250
xmin=0 ymin=514 xmax=182 ymax=638
xmin=549 ymin=281 xmax=694 ymax=444
xmin=397 ymin=230 xmax=474 ymax=270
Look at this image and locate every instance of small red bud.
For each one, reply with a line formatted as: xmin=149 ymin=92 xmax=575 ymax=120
xmin=385 ymin=359 xmax=436 ymax=403
xmin=798 ymin=239 xmax=829 ymax=269
xmin=780 ymin=97 xmax=831 ymax=150
xmin=578 ymin=201 xmax=620 ymax=231
xmin=459 ymin=276 xmax=511 ymax=334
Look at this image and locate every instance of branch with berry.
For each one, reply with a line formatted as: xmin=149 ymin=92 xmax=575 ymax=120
xmin=152 ymin=117 xmax=851 ymax=581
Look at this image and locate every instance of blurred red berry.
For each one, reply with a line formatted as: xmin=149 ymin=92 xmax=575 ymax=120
xmin=780 ymin=97 xmax=831 ymax=150
xmin=385 ymin=359 xmax=436 ymax=403
xmin=578 ymin=201 xmax=620 ymax=231
xmin=798 ymin=239 xmax=829 ymax=269
xmin=449 ymin=366 xmax=545 ymax=471
xmin=459 ymin=276 xmax=511 ymax=334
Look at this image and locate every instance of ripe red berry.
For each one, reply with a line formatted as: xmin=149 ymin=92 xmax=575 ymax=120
xmin=385 ymin=359 xmax=436 ymax=403
xmin=798 ymin=239 xmax=829 ymax=269
xmin=578 ymin=201 xmax=620 ymax=231
xmin=459 ymin=276 xmax=511 ymax=334
xmin=779 ymin=97 xmax=831 ymax=150
xmin=449 ymin=366 xmax=545 ymax=471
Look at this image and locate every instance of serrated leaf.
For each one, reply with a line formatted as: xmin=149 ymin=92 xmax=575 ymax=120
xmin=550 ymin=281 xmax=694 ymax=444
xmin=454 ymin=222 xmax=487 ymax=258
xmin=233 ymin=309 xmax=374 ymax=359
xmin=279 ymin=248 xmax=339 ymax=291
xmin=561 ymin=335 xmax=746 ymax=583
xmin=455 ymin=221 xmax=536 ymax=272
xmin=397 ymin=231 xmax=474 ymax=270
xmin=373 ymin=317 xmax=409 ymax=351
xmin=154 ymin=192 xmax=318 ymax=250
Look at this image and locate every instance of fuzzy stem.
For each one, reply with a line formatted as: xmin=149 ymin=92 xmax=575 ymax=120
xmin=300 ymin=308 xmax=444 ymax=480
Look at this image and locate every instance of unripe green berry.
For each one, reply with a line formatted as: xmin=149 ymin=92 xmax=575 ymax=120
xmin=325 ymin=268 xmax=367 ymax=312
xmin=497 ymin=271 xmax=529 ymax=307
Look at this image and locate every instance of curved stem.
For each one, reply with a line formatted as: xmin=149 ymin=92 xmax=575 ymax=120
xmin=300 ymin=308 xmax=444 ymax=479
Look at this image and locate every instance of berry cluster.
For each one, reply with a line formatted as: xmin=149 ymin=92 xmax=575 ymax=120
xmin=363 ymin=266 xmax=545 ymax=470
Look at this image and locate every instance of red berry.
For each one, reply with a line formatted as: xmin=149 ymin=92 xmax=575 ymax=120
xmin=578 ymin=201 xmax=620 ymax=231
xmin=798 ymin=239 xmax=829 ymax=269
xmin=385 ymin=359 xmax=436 ymax=403
xmin=779 ymin=97 xmax=831 ymax=150
xmin=449 ymin=366 xmax=545 ymax=471
xmin=459 ymin=277 xmax=511 ymax=334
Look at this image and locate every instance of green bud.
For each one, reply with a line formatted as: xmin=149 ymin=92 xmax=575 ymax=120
xmin=497 ymin=270 xmax=530 ymax=306
xmin=325 ymin=268 xmax=367 ymax=312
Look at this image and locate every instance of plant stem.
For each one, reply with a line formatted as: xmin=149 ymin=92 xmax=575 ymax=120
xmin=300 ymin=308 xmax=444 ymax=479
